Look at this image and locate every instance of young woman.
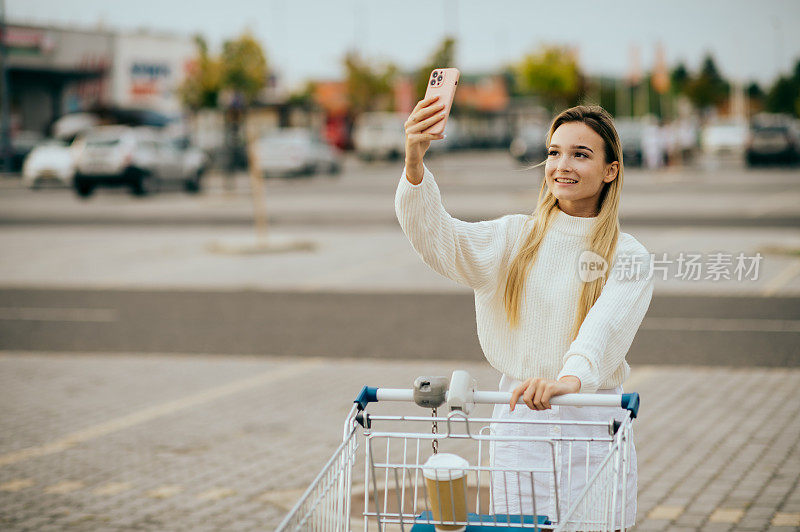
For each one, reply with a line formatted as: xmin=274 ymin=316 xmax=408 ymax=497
xmin=395 ymin=100 xmax=653 ymax=529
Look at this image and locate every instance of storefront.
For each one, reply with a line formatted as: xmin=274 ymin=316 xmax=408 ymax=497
xmin=4 ymin=22 xmax=194 ymax=135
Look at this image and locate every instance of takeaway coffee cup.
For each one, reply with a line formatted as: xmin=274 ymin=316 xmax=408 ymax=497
xmin=422 ymin=453 xmax=469 ymax=531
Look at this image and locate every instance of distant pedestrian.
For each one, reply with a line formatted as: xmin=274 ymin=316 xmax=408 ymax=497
xmin=396 ymin=102 xmax=653 ymax=529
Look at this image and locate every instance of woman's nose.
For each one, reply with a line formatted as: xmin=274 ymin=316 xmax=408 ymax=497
xmin=555 ymin=154 xmax=571 ymax=172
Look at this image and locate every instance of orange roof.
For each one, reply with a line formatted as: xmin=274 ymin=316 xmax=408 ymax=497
xmin=314 ymin=81 xmax=349 ymax=114
xmin=455 ymin=76 xmax=509 ymax=111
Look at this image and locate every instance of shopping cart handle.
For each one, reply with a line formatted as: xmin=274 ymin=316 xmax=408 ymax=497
xmin=355 ymin=385 xmax=640 ymax=418
xmin=354 ymin=386 xmax=379 ymax=410
xmin=621 ymin=393 xmax=640 ymax=418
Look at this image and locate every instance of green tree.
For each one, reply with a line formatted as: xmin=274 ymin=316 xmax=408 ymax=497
xmin=684 ymin=54 xmax=729 ymax=111
xmin=746 ymin=82 xmax=764 ymax=100
xmin=220 ymin=32 xmax=269 ymax=105
xmin=343 ymin=51 xmax=397 ymax=115
xmin=513 ymin=45 xmax=583 ymax=111
xmin=415 ymin=37 xmax=457 ymax=100
xmin=670 ymin=63 xmax=690 ymax=94
xmin=766 ymin=75 xmax=800 ymax=116
xmin=179 ymin=35 xmax=223 ymax=110
xmin=765 ymin=59 xmax=800 ymax=117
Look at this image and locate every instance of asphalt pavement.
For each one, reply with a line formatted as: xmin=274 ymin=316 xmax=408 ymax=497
xmin=1 ymin=151 xmax=800 ymax=531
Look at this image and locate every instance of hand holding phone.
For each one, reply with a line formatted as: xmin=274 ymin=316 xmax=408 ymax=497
xmin=403 ymin=68 xmax=460 ymax=183
xmin=421 ymin=68 xmax=459 ymax=135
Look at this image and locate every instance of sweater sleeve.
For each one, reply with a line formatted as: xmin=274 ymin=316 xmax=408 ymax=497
xmin=395 ymin=163 xmax=511 ymax=291
xmin=556 ymin=241 xmax=654 ymax=393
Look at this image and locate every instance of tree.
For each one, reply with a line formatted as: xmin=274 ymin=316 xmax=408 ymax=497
xmin=220 ymin=32 xmax=269 ymax=105
xmin=343 ymin=51 xmax=398 ymax=115
xmin=179 ymin=35 xmax=223 ymax=110
xmin=684 ymin=54 xmax=729 ymax=112
xmin=513 ymin=45 xmax=583 ymax=112
xmin=765 ymin=75 xmax=800 ymax=116
xmin=764 ymin=59 xmax=800 ymax=117
xmin=670 ymin=63 xmax=690 ymax=94
xmin=415 ymin=37 xmax=457 ymax=100
xmin=746 ymin=82 xmax=764 ymax=100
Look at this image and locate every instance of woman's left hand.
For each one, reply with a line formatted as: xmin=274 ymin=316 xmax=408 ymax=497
xmin=509 ymin=376 xmax=581 ymax=412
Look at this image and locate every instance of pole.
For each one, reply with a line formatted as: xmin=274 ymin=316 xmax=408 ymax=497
xmin=244 ymin=115 xmax=269 ymax=245
xmin=0 ymin=0 xmax=12 ymax=172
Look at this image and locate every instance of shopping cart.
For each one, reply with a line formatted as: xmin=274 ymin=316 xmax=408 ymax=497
xmin=277 ymin=370 xmax=640 ymax=532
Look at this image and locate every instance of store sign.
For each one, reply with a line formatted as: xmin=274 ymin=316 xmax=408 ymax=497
xmin=130 ymin=62 xmax=171 ymax=97
xmin=2 ymin=27 xmax=56 ymax=55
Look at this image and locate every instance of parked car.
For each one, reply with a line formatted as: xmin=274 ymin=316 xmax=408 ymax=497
xmin=254 ymin=128 xmax=341 ymax=178
xmin=22 ymin=139 xmax=83 ymax=189
xmin=509 ymin=122 xmax=549 ymax=164
xmin=746 ymin=114 xmax=800 ymax=166
xmin=700 ymin=120 xmax=748 ymax=159
xmin=51 ymin=112 xmax=100 ymax=142
xmin=614 ymin=119 xmax=646 ymax=167
xmin=352 ymin=112 xmax=406 ymax=161
xmin=8 ymin=130 xmax=45 ymax=171
xmin=73 ymin=125 xmax=208 ymax=197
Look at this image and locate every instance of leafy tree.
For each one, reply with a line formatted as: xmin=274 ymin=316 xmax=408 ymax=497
xmin=670 ymin=63 xmax=690 ymax=94
xmin=343 ymin=51 xmax=397 ymax=115
xmin=513 ymin=45 xmax=583 ymax=111
xmin=765 ymin=75 xmax=800 ymax=116
xmin=179 ymin=35 xmax=223 ymax=110
xmin=220 ymin=32 xmax=269 ymax=105
xmin=763 ymin=59 xmax=800 ymax=117
xmin=684 ymin=54 xmax=729 ymax=111
xmin=746 ymin=82 xmax=764 ymax=100
xmin=414 ymin=37 xmax=457 ymax=100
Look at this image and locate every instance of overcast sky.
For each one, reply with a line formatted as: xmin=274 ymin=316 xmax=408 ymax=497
xmin=9 ymin=0 xmax=800 ymax=90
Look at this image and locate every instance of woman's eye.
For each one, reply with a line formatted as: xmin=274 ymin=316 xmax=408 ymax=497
xmin=547 ymin=150 xmax=558 ymax=156
xmin=575 ymin=152 xmax=587 ymax=158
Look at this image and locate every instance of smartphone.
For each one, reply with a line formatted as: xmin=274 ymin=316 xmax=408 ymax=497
xmin=422 ymin=67 xmax=459 ymax=136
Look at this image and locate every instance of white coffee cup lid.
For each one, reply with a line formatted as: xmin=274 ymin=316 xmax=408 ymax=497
xmin=422 ymin=453 xmax=469 ymax=481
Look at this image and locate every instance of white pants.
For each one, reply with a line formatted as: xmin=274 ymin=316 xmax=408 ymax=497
xmin=489 ymin=374 xmax=637 ymax=529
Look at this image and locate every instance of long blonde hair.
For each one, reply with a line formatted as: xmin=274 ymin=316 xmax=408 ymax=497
xmin=502 ymin=105 xmax=624 ymax=341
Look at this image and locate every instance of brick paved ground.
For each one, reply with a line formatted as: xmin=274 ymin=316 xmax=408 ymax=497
xmin=0 ymin=352 xmax=798 ymax=531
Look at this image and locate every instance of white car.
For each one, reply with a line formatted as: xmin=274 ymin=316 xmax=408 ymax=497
xmin=74 ymin=125 xmax=208 ymax=197
xmin=352 ymin=112 xmax=407 ymax=161
xmin=255 ymin=128 xmax=341 ymax=178
xmin=701 ymin=121 xmax=749 ymax=157
xmin=22 ymin=139 xmax=82 ymax=189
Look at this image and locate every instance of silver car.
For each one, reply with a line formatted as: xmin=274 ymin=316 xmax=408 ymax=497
xmin=255 ymin=128 xmax=341 ymax=178
xmin=74 ymin=126 xmax=208 ymax=197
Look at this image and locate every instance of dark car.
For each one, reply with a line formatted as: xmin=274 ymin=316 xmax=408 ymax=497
xmin=746 ymin=115 xmax=800 ymax=166
xmin=614 ymin=119 xmax=645 ymax=167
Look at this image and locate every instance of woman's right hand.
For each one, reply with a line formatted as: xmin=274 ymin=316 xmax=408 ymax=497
xmin=404 ymin=95 xmax=446 ymax=182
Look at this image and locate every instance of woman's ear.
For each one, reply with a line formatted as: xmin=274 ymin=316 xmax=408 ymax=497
xmin=603 ymin=161 xmax=619 ymax=183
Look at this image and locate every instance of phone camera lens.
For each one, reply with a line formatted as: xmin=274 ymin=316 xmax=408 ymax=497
xmin=430 ymin=79 xmax=435 ymax=86
xmin=437 ymin=75 xmax=443 ymax=82
xmin=432 ymin=71 xmax=438 ymax=78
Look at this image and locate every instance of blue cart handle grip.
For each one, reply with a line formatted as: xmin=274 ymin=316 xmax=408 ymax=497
xmin=621 ymin=392 xmax=640 ymax=418
xmin=354 ymin=386 xmax=379 ymax=410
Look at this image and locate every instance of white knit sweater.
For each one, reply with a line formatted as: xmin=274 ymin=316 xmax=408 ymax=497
xmin=395 ymin=163 xmax=654 ymax=393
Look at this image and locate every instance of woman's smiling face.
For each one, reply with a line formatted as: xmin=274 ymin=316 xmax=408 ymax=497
xmin=545 ymin=121 xmax=619 ymax=217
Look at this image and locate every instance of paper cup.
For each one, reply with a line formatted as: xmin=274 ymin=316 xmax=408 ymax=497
xmin=422 ymin=453 xmax=469 ymax=532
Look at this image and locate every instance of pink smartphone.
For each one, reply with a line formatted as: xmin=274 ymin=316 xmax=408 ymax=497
xmin=422 ymin=67 xmax=459 ymax=136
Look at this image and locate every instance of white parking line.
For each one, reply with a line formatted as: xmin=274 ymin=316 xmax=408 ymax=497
xmin=642 ymin=317 xmax=800 ymax=333
xmin=0 ymin=359 xmax=322 ymax=468
xmin=0 ymin=307 xmax=118 ymax=322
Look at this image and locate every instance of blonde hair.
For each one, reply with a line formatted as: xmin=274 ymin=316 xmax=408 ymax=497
xmin=502 ymin=105 xmax=623 ymax=341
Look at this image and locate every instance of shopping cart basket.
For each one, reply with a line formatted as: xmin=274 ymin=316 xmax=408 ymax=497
xmin=277 ymin=370 xmax=640 ymax=531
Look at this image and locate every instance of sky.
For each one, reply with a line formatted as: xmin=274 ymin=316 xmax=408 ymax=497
xmin=9 ymin=0 xmax=800 ymax=91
